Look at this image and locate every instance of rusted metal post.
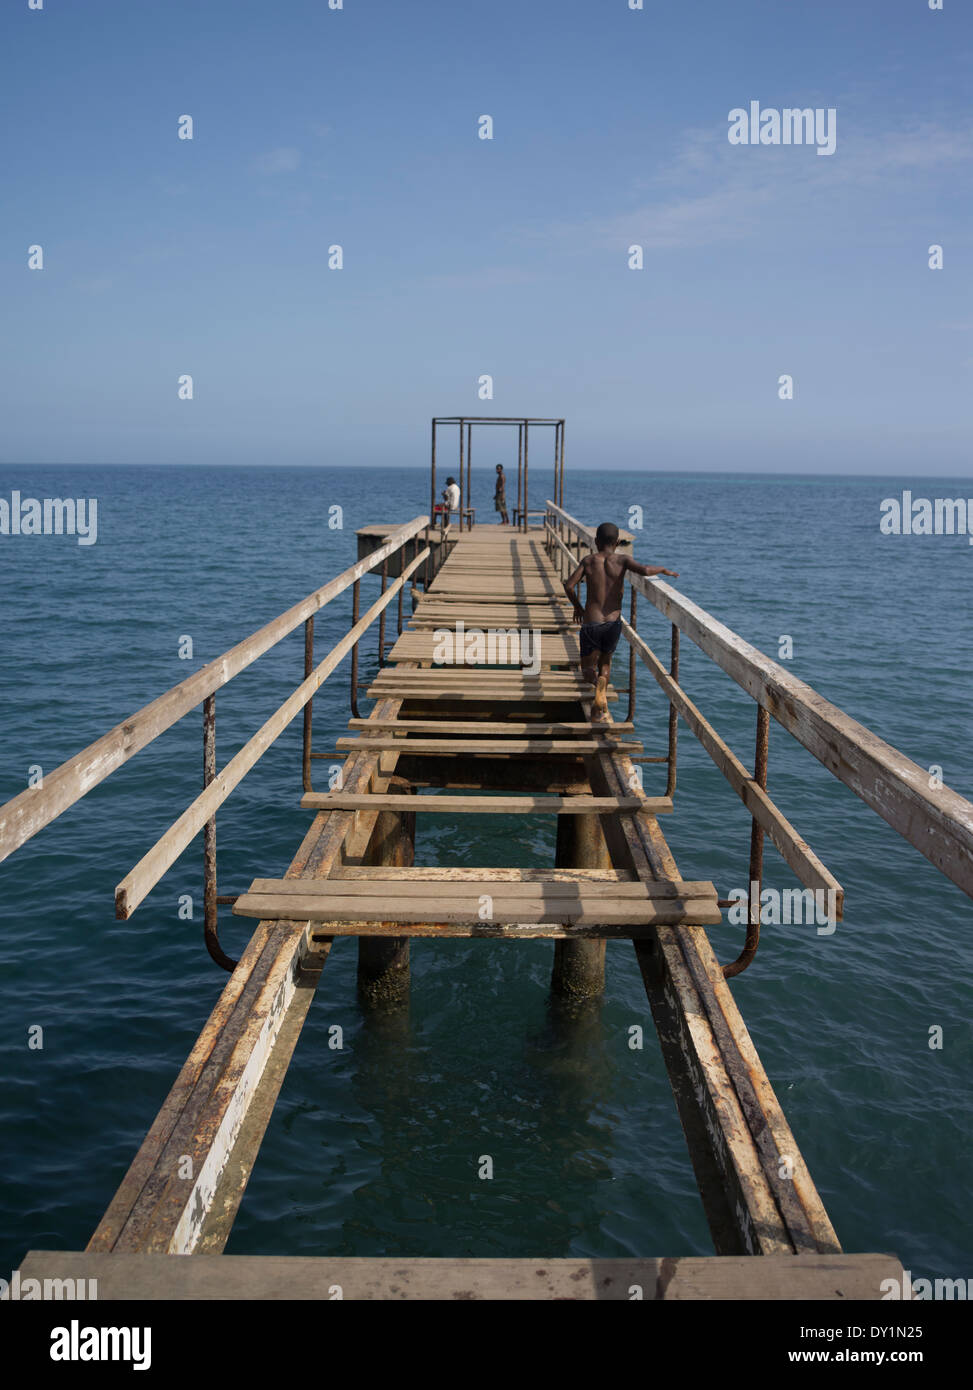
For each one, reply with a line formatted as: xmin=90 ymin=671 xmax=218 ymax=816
xmin=350 ymin=579 xmax=361 ymax=719
xmin=552 ymin=426 xmax=558 ymax=511
xmin=357 ymin=786 xmax=415 ymax=1007
xmin=558 ymin=419 xmax=565 ymax=508
xmin=466 ymin=421 xmax=472 ymax=530
xmin=627 ymin=588 xmax=637 ymax=723
xmin=665 ymin=623 xmax=680 ymax=798
xmin=458 ymin=419 xmax=465 ymax=533
xmin=516 ymin=423 xmax=523 ymax=529
xmin=377 ymin=557 xmax=388 ymax=665
xmin=522 ymin=421 xmax=529 ymax=532
xmin=430 ymin=419 xmax=437 ymax=530
xmin=550 ymin=812 xmax=608 ymax=999
xmin=203 ymin=695 xmax=236 ymax=972
xmin=397 ymin=539 xmax=409 ymax=635
xmin=723 ymin=704 xmax=770 ymax=978
xmin=302 ymin=616 xmax=314 ymax=792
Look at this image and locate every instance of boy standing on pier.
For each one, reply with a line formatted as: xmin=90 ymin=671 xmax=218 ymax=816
xmin=494 ymin=464 xmax=509 ymax=525
xmin=563 ymin=522 xmax=678 ymax=721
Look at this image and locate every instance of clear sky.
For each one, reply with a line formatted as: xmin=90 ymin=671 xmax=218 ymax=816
xmin=2 ymin=0 xmax=971 ymax=473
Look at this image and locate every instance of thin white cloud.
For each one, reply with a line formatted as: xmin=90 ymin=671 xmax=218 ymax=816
xmin=252 ymin=147 xmax=301 ymax=175
xmin=418 ymin=266 xmax=537 ymax=290
xmin=532 ymin=116 xmax=973 ymax=253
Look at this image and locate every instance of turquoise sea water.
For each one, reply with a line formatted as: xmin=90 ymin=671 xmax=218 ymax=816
xmin=0 ymin=464 xmax=970 ymax=1275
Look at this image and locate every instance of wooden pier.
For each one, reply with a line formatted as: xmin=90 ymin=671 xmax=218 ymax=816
xmin=6 ymin=421 xmax=972 ymax=1299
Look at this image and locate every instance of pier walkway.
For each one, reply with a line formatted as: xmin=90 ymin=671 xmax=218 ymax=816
xmin=234 ymin=526 xmax=721 ymax=939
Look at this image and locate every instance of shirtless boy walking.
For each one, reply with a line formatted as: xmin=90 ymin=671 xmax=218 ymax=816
xmin=562 ymin=521 xmax=678 ymax=721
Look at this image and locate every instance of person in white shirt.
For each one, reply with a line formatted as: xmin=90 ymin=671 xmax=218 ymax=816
xmin=442 ymin=476 xmax=461 ymax=526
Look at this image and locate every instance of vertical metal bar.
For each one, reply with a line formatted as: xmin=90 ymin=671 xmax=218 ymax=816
xmin=203 ymin=696 xmax=236 ymax=972
xmin=723 ymin=704 xmax=770 ymax=979
xmin=559 ymin=419 xmax=565 ymax=508
xmin=302 ymin=616 xmax=314 ymax=792
xmin=466 ymin=421 xmax=472 ymax=530
xmin=398 ymin=539 xmax=408 ymax=635
xmin=516 ymin=423 xmax=523 ymax=528
xmin=522 ymin=421 xmax=529 ymax=532
xmin=665 ymin=623 xmax=679 ymax=798
xmin=627 ymin=588 xmax=637 ymax=723
xmin=377 ymin=556 xmax=389 ymax=664
xmin=430 ymin=419 xmax=437 ymax=531
xmin=553 ymin=424 xmax=558 ymax=512
xmin=350 ymin=579 xmax=361 ymax=719
xmin=458 ymin=419 xmax=465 ymax=533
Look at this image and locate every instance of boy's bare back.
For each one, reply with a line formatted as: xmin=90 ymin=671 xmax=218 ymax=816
xmin=578 ymin=551 xmax=632 ymax=623
xmin=561 ymin=524 xmax=679 ymax=719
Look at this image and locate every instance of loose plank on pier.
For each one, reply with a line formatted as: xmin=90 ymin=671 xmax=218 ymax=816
xmin=300 ymin=792 xmax=668 ymax=814
xmin=331 ymin=866 xmax=636 ymax=881
xmin=409 ymin=615 xmax=575 ymax=632
xmin=367 ymin=686 xmax=616 ymax=703
xmin=334 ymin=738 xmax=644 ymax=755
xmin=248 ymin=876 xmax=713 ymax=898
xmin=345 ymin=718 xmax=636 ymax=735
xmin=387 ymin=632 xmax=580 ymax=664
xmin=234 ymin=876 xmax=721 ymax=929
xmin=367 ymin=672 xmax=611 ymax=688
xmin=15 ymin=1250 xmax=911 ymax=1302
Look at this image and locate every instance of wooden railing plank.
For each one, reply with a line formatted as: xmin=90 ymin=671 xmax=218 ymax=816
xmin=621 ymin=618 xmax=843 ymax=913
xmin=113 ymin=547 xmax=430 ymax=918
xmin=0 ymin=515 xmax=429 ymax=864
xmin=630 ymin=577 xmax=973 ymax=901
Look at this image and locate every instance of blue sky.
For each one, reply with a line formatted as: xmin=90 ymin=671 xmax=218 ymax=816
xmin=2 ymin=0 xmax=971 ymax=472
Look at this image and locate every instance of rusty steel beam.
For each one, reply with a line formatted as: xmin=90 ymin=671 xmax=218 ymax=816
xmin=87 ymin=688 xmax=415 ymax=1256
xmin=585 ymin=739 xmax=842 ymax=1257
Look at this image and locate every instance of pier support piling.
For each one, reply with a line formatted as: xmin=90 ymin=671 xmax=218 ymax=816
xmin=357 ymin=790 xmax=416 ymax=1008
xmin=550 ymin=811 xmax=609 ymax=999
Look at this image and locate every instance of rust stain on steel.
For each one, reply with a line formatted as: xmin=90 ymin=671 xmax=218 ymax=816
xmin=88 ymin=688 xmax=412 ymax=1255
xmin=722 ymin=703 xmax=769 ymax=980
xmin=203 ymin=694 xmax=236 ymax=972
xmin=590 ymin=736 xmax=840 ymax=1256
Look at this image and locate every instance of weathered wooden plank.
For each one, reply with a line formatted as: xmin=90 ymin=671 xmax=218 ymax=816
xmin=0 ymin=515 xmax=429 ymax=865
xmin=370 ymin=674 xmax=597 ymax=685
xmin=368 ymin=673 xmax=606 ymax=688
xmin=586 ymin=740 xmax=842 ymax=1255
xmin=333 ymin=866 xmax=636 ymax=881
xmin=388 ymin=633 xmax=580 ymax=664
xmin=346 ymin=719 xmax=636 ymax=734
xmin=621 ymin=618 xmax=843 ymax=914
xmin=234 ymin=897 xmax=723 ymax=929
xmin=300 ymin=793 xmax=665 ymax=814
xmin=15 ymin=1250 xmax=908 ymax=1301
xmin=88 ymin=699 xmax=409 ymax=1254
xmin=367 ymin=684 xmax=613 ymax=699
xmin=335 ymin=738 xmax=644 ymax=755
xmin=631 ymin=575 xmax=973 ymax=900
xmin=246 ymin=876 xmax=716 ymax=899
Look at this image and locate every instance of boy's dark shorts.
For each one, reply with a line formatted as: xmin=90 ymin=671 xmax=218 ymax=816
xmin=579 ymin=618 xmax=622 ymax=658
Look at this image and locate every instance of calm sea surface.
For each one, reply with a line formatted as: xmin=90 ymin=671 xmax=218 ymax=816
xmin=0 ymin=464 xmax=970 ymax=1274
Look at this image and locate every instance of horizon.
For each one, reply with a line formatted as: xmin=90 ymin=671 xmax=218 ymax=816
xmin=3 ymin=461 xmax=973 ymax=484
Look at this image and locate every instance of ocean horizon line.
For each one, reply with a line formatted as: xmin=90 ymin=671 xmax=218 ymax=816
xmin=2 ymin=461 xmax=973 ymax=484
